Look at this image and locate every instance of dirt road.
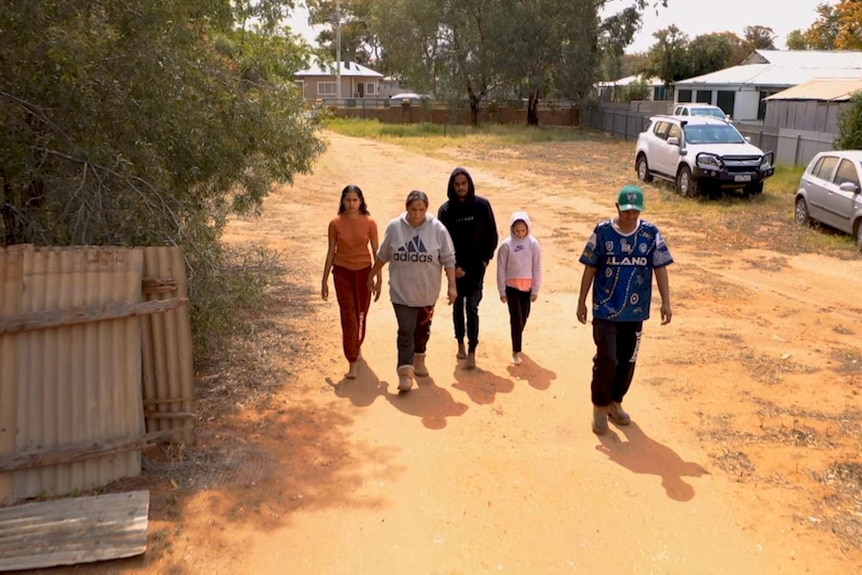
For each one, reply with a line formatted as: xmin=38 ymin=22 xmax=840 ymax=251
xmin=86 ymin=131 xmax=862 ymax=574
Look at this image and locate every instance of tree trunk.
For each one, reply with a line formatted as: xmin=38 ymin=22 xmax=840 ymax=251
xmin=466 ymin=85 xmax=480 ymax=127
xmin=527 ymin=91 xmax=540 ymax=126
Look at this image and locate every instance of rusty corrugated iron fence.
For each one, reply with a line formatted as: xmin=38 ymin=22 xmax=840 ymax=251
xmin=0 ymin=245 xmax=194 ymax=505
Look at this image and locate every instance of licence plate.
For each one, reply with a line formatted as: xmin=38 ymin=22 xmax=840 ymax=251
xmin=734 ymin=175 xmax=752 ymax=182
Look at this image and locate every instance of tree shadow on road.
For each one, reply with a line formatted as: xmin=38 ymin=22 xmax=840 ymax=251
xmin=384 ymin=377 xmax=469 ymax=430
xmin=325 ymin=359 xmax=386 ymax=407
xmin=596 ymin=422 xmax=709 ymax=502
xmin=451 ymin=366 xmax=515 ymax=405
xmin=505 ymin=353 xmax=557 ymax=390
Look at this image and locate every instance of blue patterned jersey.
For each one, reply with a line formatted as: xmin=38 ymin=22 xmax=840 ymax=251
xmin=579 ymin=218 xmax=673 ymax=321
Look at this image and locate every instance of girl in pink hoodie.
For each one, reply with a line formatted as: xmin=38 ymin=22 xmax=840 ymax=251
xmin=496 ymin=211 xmax=543 ymax=365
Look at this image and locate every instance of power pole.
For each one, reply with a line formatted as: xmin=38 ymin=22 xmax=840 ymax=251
xmin=335 ymin=0 xmax=341 ymax=101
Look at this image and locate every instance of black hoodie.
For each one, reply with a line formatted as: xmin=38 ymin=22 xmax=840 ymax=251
xmin=438 ymin=167 xmax=498 ymax=285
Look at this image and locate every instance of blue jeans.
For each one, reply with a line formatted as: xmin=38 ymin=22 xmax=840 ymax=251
xmin=393 ymin=304 xmax=434 ymax=368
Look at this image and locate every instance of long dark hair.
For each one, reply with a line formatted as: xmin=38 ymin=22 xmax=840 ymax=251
xmin=338 ymin=184 xmax=370 ymax=215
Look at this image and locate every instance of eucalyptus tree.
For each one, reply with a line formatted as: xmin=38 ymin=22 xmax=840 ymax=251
xmin=641 ymin=25 xmax=691 ymax=87
xmin=307 ymin=0 xmax=380 ymax=65
xmin=0 ymin=0 xmax=324 ymax=248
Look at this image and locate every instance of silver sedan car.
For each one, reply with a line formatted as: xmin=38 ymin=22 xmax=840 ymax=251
xmin=795 ymin=150 xmax=862 ymax=250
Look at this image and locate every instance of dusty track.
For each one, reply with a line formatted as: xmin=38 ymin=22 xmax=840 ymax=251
xmin=55 ymin=131 xmax=862 ymax=574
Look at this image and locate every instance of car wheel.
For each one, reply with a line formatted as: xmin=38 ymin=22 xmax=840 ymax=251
xmin=855 ymin=220 xmax=862 ymax=252
xmin=676 ymin=166 xmax=699 ymax=198
xmin=743 ymin=182 xmax=764 ymax=196
xmin=636 ymin=155 xmax=653 ymax=183
xmin=795 ymin=197 xmax=811 ymax=226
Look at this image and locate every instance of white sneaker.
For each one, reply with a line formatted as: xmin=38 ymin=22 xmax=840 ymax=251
xmin=512 ymin=352 xmax=522 ymax=366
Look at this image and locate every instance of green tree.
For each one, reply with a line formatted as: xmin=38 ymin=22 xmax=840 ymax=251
xmin=307 ymin=0 xmax=380 ymax=66
xmin=686 ymin=33 xmax=737 ymax=78
xmin=805 ymin=2 xmax=841 ymax=49
xmin=598 ymin=7 xmax=642 ymax=82
xmin=0 ymin=0 xmax=324 ymax=247
xmin=835 ymin=93 xmax=862 ymax=150
xmin=743 ymin=25 xmax=777 ymax=50
xmin=642 ymin=25 xmax=690 ymax=86
xmin=786 ymin=29 xmax=811 ymax=50
xmin=370 ymin=0 xmax=665 ymax=125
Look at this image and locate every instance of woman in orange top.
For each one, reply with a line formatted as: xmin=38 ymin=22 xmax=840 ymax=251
xmin=321 ymin=185 xmax=381 ymax=379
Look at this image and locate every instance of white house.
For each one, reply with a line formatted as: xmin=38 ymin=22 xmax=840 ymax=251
xmin=295 ymin=60 xmax=384 ymax=101
xmin=674 ymin=50 xmax=862 ymax=123
xmin=595 ymin=75 xmax=667 ymax=102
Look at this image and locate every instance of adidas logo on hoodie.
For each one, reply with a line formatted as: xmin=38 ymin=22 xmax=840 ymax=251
xmin=394 ymin=235 xmax=434 ymax=262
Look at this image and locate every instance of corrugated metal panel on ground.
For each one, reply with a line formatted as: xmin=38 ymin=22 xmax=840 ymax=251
xmin=9 ymin=246 xmax=144 ymax=501
xmin=0 ymin=490 xmax=149 ymax=571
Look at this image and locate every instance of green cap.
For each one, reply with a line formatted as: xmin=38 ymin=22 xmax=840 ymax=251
xmin=617 ymin=185 xmax=645 ymax=211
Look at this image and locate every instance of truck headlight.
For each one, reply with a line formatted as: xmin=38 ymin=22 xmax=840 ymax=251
xmin=697 ymin=153 xmax=722 ymax=169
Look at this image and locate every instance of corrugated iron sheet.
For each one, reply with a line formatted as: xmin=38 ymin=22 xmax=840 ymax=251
xmin=765 ymin=78 xmax=862 ymax=101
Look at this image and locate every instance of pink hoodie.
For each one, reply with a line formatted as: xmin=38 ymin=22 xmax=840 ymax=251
xmin=496 ymin=211 xmax=543 ymax=296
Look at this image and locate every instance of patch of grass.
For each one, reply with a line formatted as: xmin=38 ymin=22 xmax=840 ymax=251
xmin=816 ymin=460 xmax=862 ymax=550
xmin=712 ymin=449 xmax=756 ymax=478
xmin=829 ymin=348 xmax=862 ymax=374
xmin=326 ymin=117 xmax=588 ymax=145
xmin=189 ymin=242 xmax=288 ymax=367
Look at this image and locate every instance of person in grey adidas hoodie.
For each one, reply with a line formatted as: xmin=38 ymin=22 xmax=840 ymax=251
xmin=496 ymin=211 xmax=543 ymax=366
xmin=368 ymin=190 xmax=457 ymax=391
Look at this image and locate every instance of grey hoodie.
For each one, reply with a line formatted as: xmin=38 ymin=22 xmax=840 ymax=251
xmin=377 ymin=212 xmax=456 ymax=306
xmin=496 ymin=211 xmax=543 ymax=296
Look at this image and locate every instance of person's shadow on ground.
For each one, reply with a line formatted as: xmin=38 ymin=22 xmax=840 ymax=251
xmin=596 ymin=422 xmax=709 ymax=502
xmin=384 ymin=377 xmax=469 ymax=430
xmin=505 ymin=353 xmax=556 ymax=391
xmin=325 ymin=359 xmax=386 ymax=408
xmin=451 ymin=366 xmax=515 ymax=405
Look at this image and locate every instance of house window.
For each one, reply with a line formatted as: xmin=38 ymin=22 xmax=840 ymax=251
xmin=653 ymin=85 xmax=668 ymax=101
xmin=365 ymin=83 xmax=377 ymax=96
xmin=696 ymin=90 xmax=712 ymax=104
xmin=317 ymin=81 xmax=337 ymax=96
xmin=677 ymin=89 xmax=692 ymax=103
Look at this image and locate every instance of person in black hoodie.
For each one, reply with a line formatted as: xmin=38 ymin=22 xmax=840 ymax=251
xmin=438 ymin=167 xmax=498 ymax=369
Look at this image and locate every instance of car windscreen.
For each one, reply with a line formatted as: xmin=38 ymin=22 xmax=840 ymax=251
xmin=683 ymin=124 xmax=745 ymax=144
xmin=690 ymin=108 xmax=726 ymax=119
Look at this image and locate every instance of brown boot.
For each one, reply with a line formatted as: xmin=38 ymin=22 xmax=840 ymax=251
xmin=592 ymin=405 xmax=609 ymax=435
xmin=608 ymin=401 xmax=631 ymax=425
xmin=413 ymin=353 xmax=429 ymax=377
xmin=465 ymin=352 xmax=476 ymax=369
xmin=396 ymin=365 xmax=415 ymax=392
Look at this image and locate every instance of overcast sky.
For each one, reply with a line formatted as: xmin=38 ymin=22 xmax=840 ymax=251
xmin=286 ymin=1 xmax=834 ymax=53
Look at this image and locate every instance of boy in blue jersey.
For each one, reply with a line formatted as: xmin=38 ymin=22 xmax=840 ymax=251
xmin=576 ymin=185 xmax=673 ymax=434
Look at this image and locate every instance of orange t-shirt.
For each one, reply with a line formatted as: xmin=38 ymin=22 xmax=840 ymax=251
xmin=330 ymin=214 xmax=376 ymax=270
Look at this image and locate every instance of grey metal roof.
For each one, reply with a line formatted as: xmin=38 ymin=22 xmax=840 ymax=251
xmin=743 ymin=49 xmax=862 ymax=68
xmin=296 ymin=61 xmax=384 ymax=78
xmin=596 ymin=74 xmax=664 ymax=87
xmin=677 ymin=49 xmax=862 ymax=88
xmin=765 ymin=78 xmax=862 ymax=101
